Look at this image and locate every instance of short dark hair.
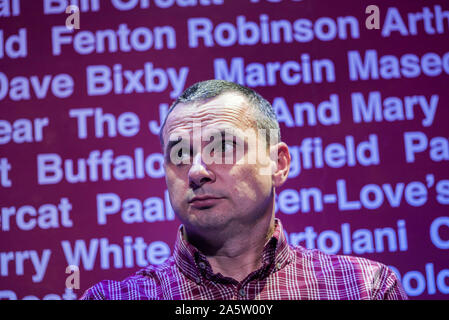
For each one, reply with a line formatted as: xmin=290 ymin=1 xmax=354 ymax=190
xmin=159 ymin=80 xmax=280 ymax=147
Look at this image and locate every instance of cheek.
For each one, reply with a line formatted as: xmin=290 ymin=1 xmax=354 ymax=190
xmin=165 ymin=168 xmax=188 ymax=202
xmin=228 ymin=165 xmax=272 ymax=202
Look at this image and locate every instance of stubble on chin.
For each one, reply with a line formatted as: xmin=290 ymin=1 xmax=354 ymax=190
xmin=183 ymin=206 xmax=234 ymax=233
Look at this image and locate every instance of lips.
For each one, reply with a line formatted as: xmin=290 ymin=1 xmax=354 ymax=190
xmin=188 ymin=195 xmax=224 ymax=208
xmin=188 ymin=195 xmax=222 ymax=203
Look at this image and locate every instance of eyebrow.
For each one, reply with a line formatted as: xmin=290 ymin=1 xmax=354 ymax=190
xmin=165 ymin=130 xmax=235 ymax=154
xmin=165 ymin=137 xmax=182 ymax=155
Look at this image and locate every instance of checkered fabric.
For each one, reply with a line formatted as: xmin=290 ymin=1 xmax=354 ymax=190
xmin=80 ymin=219 xmax=408 ymax=300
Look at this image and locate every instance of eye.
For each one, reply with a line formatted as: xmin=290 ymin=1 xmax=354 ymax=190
xmin=169 ymin=144 xmax=191 ymax=165
xmin=219 ymin=140 xmax=235 ymax=153
xmin=177 ymin=148 xmax=191 ymax=159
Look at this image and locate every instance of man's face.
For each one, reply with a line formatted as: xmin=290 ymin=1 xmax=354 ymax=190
xmin=162 ymin=92 xmax=276 ymax=233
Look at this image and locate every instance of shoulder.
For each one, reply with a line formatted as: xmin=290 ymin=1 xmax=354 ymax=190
xmin=80 ymin=257 xmax=178 ymax=300
xmin=290 ymin=245 xmax=408 ymax=300
xmin=291 ymin=245 xmax=385 ymax=272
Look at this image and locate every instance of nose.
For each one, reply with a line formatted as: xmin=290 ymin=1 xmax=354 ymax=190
xmin=188 ymin=152 xmax=215 ymax=189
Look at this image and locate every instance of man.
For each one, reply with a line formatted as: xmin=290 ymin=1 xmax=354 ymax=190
xmin=81 ymin=80 xmax=408 ymax=300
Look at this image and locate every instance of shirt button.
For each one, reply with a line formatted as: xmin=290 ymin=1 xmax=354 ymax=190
xmin=238 ymin=288 xmax=246 ymax=297
xmin=195 ymin=277 xmax=201 ymax=285
xmin=198 ymin=262 xmax=206 ymax=269
xmin=276 ymin=262 xmax=282 ymax=270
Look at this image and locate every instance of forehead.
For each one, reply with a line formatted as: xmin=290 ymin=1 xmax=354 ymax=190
xmin=163 ymin=92 xmax=256 ymax=140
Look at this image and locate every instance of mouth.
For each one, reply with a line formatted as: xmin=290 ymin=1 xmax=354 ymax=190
xmin=188 ymin=195 xmax=224 ymax=208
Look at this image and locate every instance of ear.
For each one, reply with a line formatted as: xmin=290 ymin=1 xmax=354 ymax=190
xmin=270 ymin=142 xmax=291 ymax=188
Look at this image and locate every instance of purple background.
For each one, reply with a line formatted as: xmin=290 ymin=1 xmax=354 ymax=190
xmin=1 ymin=0 xmax=448 ymax=299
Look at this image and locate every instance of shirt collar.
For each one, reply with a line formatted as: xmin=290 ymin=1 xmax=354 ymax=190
xmin=173 ymin=218 xmax=292 ymax=284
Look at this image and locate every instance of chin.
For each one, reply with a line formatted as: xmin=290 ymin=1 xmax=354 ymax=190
xmin=185 ymin=212 xmax=232 ymax=231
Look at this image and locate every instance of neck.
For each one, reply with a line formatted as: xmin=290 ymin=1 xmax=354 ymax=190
xmin=184 ymin=213 xmax=275 ymax=282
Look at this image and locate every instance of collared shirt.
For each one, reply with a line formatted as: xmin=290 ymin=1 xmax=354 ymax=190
xmin=80 ymin=219 xmax=408 ymax=300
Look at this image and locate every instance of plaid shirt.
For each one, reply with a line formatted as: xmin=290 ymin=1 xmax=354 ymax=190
xmin=80 ymin=219 xmax=408 ymax=300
